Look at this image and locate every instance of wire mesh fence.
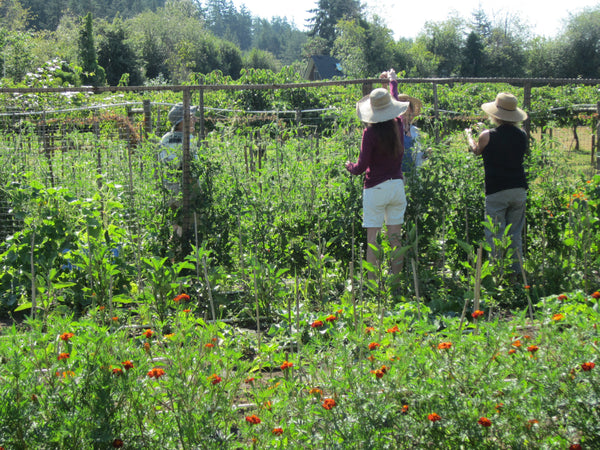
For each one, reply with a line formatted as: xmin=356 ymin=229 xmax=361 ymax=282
xmin=0 ymin=78 xmax=598 ymax=245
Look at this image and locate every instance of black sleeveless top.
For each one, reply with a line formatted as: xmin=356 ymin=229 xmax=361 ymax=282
xmin=482 ymin=124 xmax=528 ymax=195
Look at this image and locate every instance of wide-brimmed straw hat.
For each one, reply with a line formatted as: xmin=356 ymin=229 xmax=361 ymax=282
xmin=397 ymin=93 xmax=422 ymax=116
xmin=481 ymin=93 xmax=527 ymax=123
xmin=356 ymin=88 xmax=409 ymax=124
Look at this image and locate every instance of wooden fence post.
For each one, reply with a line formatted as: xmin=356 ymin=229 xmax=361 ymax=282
xmin=432 ymin=82 xmax=440 ymax=144
xmin=180 ymin=88 xmax=193 ymax=257
xmin=596 ymin=102 xmax=600 ymax=171
xmin=523 ymin=82 xmax=532 ymax=141
xmin=143 ymin=99 xmax=152 ymax=137
xmin=198 ymin=84 xmax=205 ymax=142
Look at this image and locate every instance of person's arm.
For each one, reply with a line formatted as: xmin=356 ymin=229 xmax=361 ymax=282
xmin=345 ymin=128 xmax=373 ymax=175
xmin=465 ymin=128 xmax=490 ymax=156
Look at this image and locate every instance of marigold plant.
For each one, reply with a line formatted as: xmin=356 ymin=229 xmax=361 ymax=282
xmin=147 ymin=368 xmax=166 ymax=379
xmin=142 ymin=329 xmax=154 ymax=339
xmin=581 ymin=362 xmax=595 ymax=371
xmin=173 ymin=293 xmax=190 ymax=302
xmin=322 ymin=398 xmax=336 ymax=410
xmin=478 ymin=417 xmax=492 ymax=427
xmin=60 ymin=332 xmax=74 ymax=341
xmin=428 ymin=413 xmax=442 ymax=422
xmin=471 ymin=310 xmax=484 ymax=319
xmin=280 ymin=361 xmax=293 ymax=370
xmin=245 ymin=414 xmax=261 ymax=425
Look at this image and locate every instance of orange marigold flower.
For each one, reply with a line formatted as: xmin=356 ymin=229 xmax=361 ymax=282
xmin=204 ymin=343 xmax=215 ymax=348
xmin=592 ymin=291 xmax=600 ymax=299
xmin=527 ymin=419 xmax=539 ymax=429
xmin=173 ymin=293 xmax=190 ymax=302
xmin=272 ymin=427 xmax=283 ymax=436
xmin=147 ymin=368 xmax=165 ymax=379
xmin=111 ymin=316 xmax=119 ymax=321
xmin=437 ymin=342 xmax=452 ymax=350
xmin=56 ymin=370 xmax=75 ymax=378
xmin=387 ymin=325 xmax=400 ymax=333
xmin=581 ymin=362 xmax=595 ymax=371
xmin=58 ymin=352 xmax=70 ymax=361
xmin=557 ymin=294 xmax=568 ymax=301
xmin=60 ymin=332 xmax=74 ymax=341
xmin=508 ymin=349 xmax=517 ymax=354
xmin=322 ymin=398 xmax=336 ymax=410
xmin=495 ymin=403 xmax=504 ymax=413
xmin=311 ymin=320 xmax=324 ymax=328
xmin=478 ymin=417 xmax=492 ymax=427
xmin=143 ymin=342 xmax=151 ymax=352
xmin=112 ymin=368 xmax=123 ymax=376
xmin=309 ymin=387 xmax=323 ymax=396
xmin=122 ymin=360 xmax=134 ymax=370
xmin=112 ymin=438 xmax=124 ymax=448
xmin=208 ymin=374 xmax=222 ymax=385
xmin=371 ymin=369 xmax=385 ymax=379
xmin=325 ymin=315 xmax=337 ymax=323
xmin=245 ymin=414 xmax=261 ymax=425
xmin=245 ymin=377 xmax=255 ymax=384
xmin=365 ymin=326 xmax=375 ymax=334
xmin=368 ymin=342 xmax=380 ymax=351
xmin=183 ymin=309 xmax=191 ymax=313
xmin=142 ymin=329 xmax=154 ymax=339
xmin=401 ymin=404 xmax=409 ymax=414
xmin=524 ymin=285 xmax=531 ymax=290
xmin=471 ymin=310 xmax=484 ymax=319
xmin=527 ymin=345 xmax=539 ymax=353
xmin=280 ymin=361 xmax=293 ymax=370
xmin=552 ymin=313 xmax=564 ymax=321
xmin=512 ymin=340 xmax=522 ymax=347
xmin=428 ymin=413 xmax=441 ymax=422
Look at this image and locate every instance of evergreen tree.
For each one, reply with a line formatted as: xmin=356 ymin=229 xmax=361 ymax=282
xmin=78 ymin=13 xmax=106 ymax=86
xmin=307 ymin=0 xmax=363 ymax=51
xmin=461 ymin=31 xmax=485 ymax=76
xmin=97 ymin=17 xmax=143 ymax=86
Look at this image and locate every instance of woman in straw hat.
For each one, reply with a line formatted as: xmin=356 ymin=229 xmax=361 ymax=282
xmin=345 ymin=88 xmax=410 ymax=280
xmin=465 ymin=92 xmax=529 ymax=275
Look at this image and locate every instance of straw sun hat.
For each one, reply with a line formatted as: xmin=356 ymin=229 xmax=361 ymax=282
xmin=397 ymin=93 xmax=422 ymax=116
xmin=481 ymin=93 xmax=527 ymax=123
xmin=356 ymin=88 xmax=409 ymax=124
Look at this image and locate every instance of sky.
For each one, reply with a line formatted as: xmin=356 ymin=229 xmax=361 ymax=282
xmin=231 ymin=0 xmax=599 ymax=40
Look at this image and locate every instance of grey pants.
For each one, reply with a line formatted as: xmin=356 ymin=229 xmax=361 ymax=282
xmin=484 ymin=188 xmax=527 ymax=272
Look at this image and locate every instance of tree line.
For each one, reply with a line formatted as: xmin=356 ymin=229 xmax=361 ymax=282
xmin=0 ymin=0 xmax=599 ymax=88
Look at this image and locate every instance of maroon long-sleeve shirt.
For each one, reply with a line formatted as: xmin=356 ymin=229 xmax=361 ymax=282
xmin=346 ymin=115 xmax=405 ymax=189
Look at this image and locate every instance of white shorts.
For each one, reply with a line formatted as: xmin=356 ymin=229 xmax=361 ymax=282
xmin=362 ymin=179 xmax=407 ymax=228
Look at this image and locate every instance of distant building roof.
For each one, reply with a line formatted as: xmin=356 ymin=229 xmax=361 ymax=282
xmin=303 ymin=55 xmax=344 ymax=80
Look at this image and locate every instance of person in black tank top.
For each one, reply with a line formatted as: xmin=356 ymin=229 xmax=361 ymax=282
xmin=465 ymin=92 xmax=528 ymax=279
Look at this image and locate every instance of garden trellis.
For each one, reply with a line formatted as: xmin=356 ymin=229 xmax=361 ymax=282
xmin=0 ymin=77 xmax=598 ymax=253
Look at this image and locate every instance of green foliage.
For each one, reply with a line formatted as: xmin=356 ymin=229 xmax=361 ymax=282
xmin=78 ymin=13 xmax=106 ymax=86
